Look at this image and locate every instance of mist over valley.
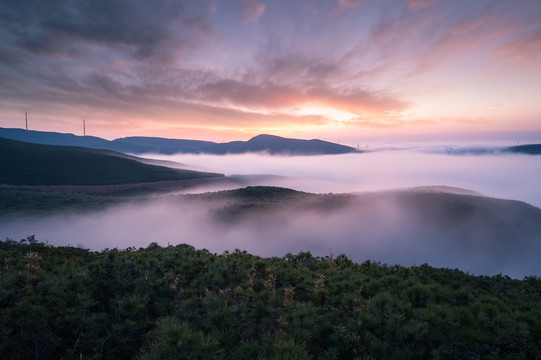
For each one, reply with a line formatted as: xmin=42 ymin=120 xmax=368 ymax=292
xmin=146 ymin=146 xmax=541 ymax=209
xmin=2 ymin=143 xmax=541 ymax=278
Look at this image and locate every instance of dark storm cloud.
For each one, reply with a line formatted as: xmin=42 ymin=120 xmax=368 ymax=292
xmin=0 ymin=0 xmax=218 ymax=119
xmin=0 ymin=0 xmax=212 ymax=61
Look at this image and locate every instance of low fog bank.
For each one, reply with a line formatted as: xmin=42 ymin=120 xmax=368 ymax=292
xmin=144 ymin=150 xmax=541 ymax=209
xmin=2 ymin=188 xmax=541 ymax=278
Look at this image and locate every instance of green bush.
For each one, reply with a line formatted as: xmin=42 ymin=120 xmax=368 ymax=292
xmin=1 ymin=236 xmax=540 ymax=359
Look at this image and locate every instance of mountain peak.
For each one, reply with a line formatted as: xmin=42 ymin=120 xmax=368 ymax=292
xmin=249 ymin=134 xmax=283 ymax=140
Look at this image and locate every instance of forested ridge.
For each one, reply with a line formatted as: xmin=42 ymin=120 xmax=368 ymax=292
xmin=1 ymin=237 xmax=540 ymax=359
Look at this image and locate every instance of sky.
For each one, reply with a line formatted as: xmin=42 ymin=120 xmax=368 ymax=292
xmin=0 ymin=0 xmax=540 ymax=142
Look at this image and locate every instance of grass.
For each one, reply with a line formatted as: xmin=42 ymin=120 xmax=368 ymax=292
xmin=0 ymin=137 xmax=222 ymax=186
xmin=0 ymin=189 xmax=129 ymax=215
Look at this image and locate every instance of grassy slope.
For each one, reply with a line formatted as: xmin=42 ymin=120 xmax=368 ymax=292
xmin=189 ymin=186 xmax=354 ymax=220
xmin=0 ymin=186 xmax=320 ymax=216
xmin=0 ymin=137 xmax=222 ymax=186
xmin=0 ymin=188 xmax=144 ymax=216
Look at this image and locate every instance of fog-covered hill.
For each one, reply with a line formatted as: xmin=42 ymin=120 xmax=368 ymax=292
xmin=177 ymin=186 xmax=541 ymax=277
xmin=2 ymin=185 xmax=540 ymax=277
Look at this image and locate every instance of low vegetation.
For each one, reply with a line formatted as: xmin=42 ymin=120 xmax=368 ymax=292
xmin=1 ymin=237 xmax=540 ymax=359
xmin=0 ymin=189 xmax=137 ymax=216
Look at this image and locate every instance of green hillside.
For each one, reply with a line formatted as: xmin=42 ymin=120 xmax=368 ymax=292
xmin=1 ymin=237 xmax=540 ymax=359
xmin=0 ymin=137 xmax=222 ymax=186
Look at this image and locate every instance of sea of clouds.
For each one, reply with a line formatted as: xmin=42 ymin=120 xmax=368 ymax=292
xmin=2 ymin=144 xmax=541 ymax=278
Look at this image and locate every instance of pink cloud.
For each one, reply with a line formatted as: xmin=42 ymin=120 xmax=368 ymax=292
xmin=406 ymin=0 xmax=432 ymax=12
xmin=340 ymin=3 xmax=533 ymax=82
xmin=241 ymin=0 xmax=266 ymax=23
xmin=493 ymin=30 xmax=541 ymax=64
xmin=338 ymin=0 xmax=363 ymax=9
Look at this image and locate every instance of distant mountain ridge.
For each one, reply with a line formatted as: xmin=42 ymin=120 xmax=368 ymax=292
xmin=0 ymin=127 xmax=357 ymax=155
xmin=505 ymin=144 xmax=541 ymax=155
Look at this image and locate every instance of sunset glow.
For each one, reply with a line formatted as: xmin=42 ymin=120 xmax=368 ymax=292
xmin=0 ymin=0 xmax=540 ymax=141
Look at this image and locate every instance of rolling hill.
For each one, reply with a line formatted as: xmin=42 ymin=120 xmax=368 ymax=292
xmin=193 ymin=186 xmax=541 ymax=236
xmin=1 ymin=184 xmax=541 ymax=276
xmin=0 ymin=127 xmax=357 ymax=155
xmin=0 ymin=137 xmax=222 ymax=186
xmin=182 ymin=186 xmax=541 ymax=276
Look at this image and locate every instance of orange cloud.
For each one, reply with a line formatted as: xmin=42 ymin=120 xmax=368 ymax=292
xmin=194 ymin=79 xmax=408 ymax=121
xmin=304 ymin=88 xmax=408 ymax=119
xmin=343 ymin=117 xmax=441 ymax=129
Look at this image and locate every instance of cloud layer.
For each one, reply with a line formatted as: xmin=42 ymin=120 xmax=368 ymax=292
xmin=0 ymin=0 xmax=540 ymax=140
xmin=154 ymin=148 xmax=541 ymax=209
